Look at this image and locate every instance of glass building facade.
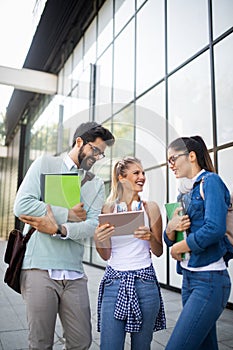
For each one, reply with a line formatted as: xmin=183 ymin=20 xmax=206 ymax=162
xmin=1 ymin=0 xmax=233 ymax=303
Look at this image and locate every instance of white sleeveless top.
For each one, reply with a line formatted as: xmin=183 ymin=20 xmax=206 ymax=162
xmin=108 ymin=202 xmax=152 ymax=271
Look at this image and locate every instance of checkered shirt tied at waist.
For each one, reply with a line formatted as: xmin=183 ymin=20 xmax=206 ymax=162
xmin=97 ymin=264 xmax=166 ymax=333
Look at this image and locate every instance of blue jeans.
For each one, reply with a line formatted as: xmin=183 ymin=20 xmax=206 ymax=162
xmin=165 ymin=269 xmax=231 ymax=350
xmin=100 ymin=277 xmax=160 ymax=350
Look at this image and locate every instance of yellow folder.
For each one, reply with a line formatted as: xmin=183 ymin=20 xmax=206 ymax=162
xmin=41 ymin=173 xmax=81 ymax=208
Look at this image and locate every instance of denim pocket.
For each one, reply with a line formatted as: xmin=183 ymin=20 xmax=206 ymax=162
xmin=221 ymin=271 xmax=231 ymax=308
xmin=222 ymin=286 xmax=231 ymax=308
xmin=139 ymin=278 xmax=156 ymax=285
xmin=104 ymin=279 xmax=114 ymax=287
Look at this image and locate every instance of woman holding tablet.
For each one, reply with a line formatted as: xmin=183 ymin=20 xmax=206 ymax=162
xmin=94 ymin=156 xmax=166 ymax=350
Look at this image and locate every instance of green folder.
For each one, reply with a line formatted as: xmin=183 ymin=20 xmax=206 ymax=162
xmin=41 ymin=173 xmax=81 ymax=209
xmin=165 ymin=202 xmax=184 ymax=242
xmin=165 ymin=202 xmax=187 ymax=259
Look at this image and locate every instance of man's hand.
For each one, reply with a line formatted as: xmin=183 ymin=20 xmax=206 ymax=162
xmin=68 ymin=202 xmax=86 ymax=222
xmin=19 ymin=205 xmax=58 ymax=235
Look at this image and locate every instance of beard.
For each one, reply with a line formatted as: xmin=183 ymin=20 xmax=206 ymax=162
xmin=78 ymin=146 xmax=96 ymax=170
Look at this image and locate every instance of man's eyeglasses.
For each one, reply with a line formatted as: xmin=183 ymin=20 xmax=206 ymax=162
xmin=167 ymin=153 xmax=189 ymax=165
xmin=88 ymin=143 xmax=105 ymax=160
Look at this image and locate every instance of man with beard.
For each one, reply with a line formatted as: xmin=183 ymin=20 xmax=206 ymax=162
xmin=13 ymin=122 xmax=115 ymax=350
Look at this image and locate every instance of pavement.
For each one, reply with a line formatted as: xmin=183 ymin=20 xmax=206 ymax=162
xmin=0 ymin=240 xmax=233 ymax=350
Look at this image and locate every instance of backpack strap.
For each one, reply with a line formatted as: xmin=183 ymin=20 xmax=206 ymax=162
xmin=24 ymin=227 xmax=36 ymax=243
xmin=198 ymin=173 xmax=212 ymax=200
xmin=81 ymin=171 xmax=95 ymax=186
xmin=200 ymin=175 xmax=233 ymax=212
xmin=199 ymin=176 xmax=205 ymax=200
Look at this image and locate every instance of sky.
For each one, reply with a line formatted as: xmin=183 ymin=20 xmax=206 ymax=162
xmin=0 ymin=0 xmax=36 ymax=114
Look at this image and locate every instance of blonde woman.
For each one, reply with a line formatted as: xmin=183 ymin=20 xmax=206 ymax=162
xmin=94 ymin=156 xmax=166 ymax=350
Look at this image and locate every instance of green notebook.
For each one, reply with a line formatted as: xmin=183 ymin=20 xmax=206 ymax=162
xmin=41 ymin=173 xmax=81 ymax=209
xmin=165 ymin=202 xmax=187 ymax=260
xmin=165 ymin=202 xmax=184 ymax=242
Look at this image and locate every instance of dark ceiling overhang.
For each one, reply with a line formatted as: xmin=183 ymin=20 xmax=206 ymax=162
xmin=5 ymin=0 xmax=105 ymax=145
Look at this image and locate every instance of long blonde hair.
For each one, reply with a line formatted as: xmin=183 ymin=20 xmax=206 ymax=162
xmin=106 ymin=156 xmax=143 ymax=204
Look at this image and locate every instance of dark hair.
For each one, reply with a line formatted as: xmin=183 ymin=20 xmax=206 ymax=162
xmin=168 ymin=135 xmax=215 ymax=172
xmin=72 ymin=122 xmax=115 ymax=147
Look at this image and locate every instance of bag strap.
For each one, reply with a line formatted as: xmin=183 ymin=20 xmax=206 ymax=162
xmin=81 ymin=171 xmax=95 ymax=186
xmin=86 ymin=184 xmax=103 ymax=215
xmin=24 ymin=227 xmax=36 ymax=244
xmin=77 ymin=170 xmax=97 ymax=214
xmin=199 ymin=176 xmax=205 ymax=200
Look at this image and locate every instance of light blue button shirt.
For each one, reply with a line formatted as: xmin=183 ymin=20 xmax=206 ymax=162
xmin=48 ymin=155 xmax=84 ymax=280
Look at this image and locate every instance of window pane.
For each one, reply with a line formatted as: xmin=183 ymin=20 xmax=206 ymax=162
xmin=112 ymin=104 xmax=134 ymax=159
xmin=114 ymin=0 xmax=135 ymax=36
xmin=96 ymin=46 xmax=112 ymax=121
xmin=218 ymin=147 xmax=233 ymax=193
xmin=136 ymin=83 xmax=165 ymax=120
xmin=63 ymin=55 xmax=72 ymax=96
xmin=97 ymin=0 xmax=113 ymax=57
xmin=168 ymin=52 xmax=213 ymax=148
xmin=212 ymin=0 xmax=233 ymax=39
xmin=143 ymin=167 xmax=166 ymax=216
xmin=113 ymin=21 xmax=135 ymax=112
xmin=30 ymin=97 xmax=62 ymax=159
xmin=137 ymin=0 xmax=146 ymax=10
xmin=84 ymin=19 xmax=96 ymax=69
xmin=136 ymin=83 xmax=166 ymax=167
xmin=146 ymin=167 xmax=167 ymax=284
xmin=215 ymin=34 xmax=233 ymax=145
xmin=167 ymin=0 xmax=208 ymax=72
xmin=136 ymin=0 xmax=165 ymax=96
xmin=64 ymin=66 xmax=91 ymax=123
xmin=72 ymin=39 xmax=84 ymax=81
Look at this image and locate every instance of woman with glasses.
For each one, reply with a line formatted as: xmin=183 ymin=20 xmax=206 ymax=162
xmin=164 ymin=135 xmax=232 ymax=350
xmin=94 ymin=156 xmax=166 ymax=350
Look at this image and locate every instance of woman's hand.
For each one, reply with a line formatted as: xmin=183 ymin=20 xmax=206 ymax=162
xmin=166 ymin=207 xmax=191 ymax=240
xmin=68 ymin=202 xmax=86 ymax=222
xmin=94 ymin=224 xmax=115 ymax=245
xmin=94 ymin=223 xmax=114 ymax=260
xmin=19 ymin=205 xmax=58 ymax=235
xmin=170 ymin=240 xmax=191 ymax=261
xmin=134 ymin=226 xmax=151 ymax=240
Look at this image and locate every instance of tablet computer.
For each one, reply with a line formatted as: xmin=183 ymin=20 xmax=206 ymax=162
xmin=98 ymin=210 xmax=145 ymax=236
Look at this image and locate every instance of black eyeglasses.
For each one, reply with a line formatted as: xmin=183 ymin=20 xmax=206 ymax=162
xmin=87 ymin=143 xmax=105 ymax=160
xmin=167 ymin=153 xmax=189 ymax=165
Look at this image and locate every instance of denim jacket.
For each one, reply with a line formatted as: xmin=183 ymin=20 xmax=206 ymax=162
xmin=164 ymin=171 xmax=233 ymax=274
